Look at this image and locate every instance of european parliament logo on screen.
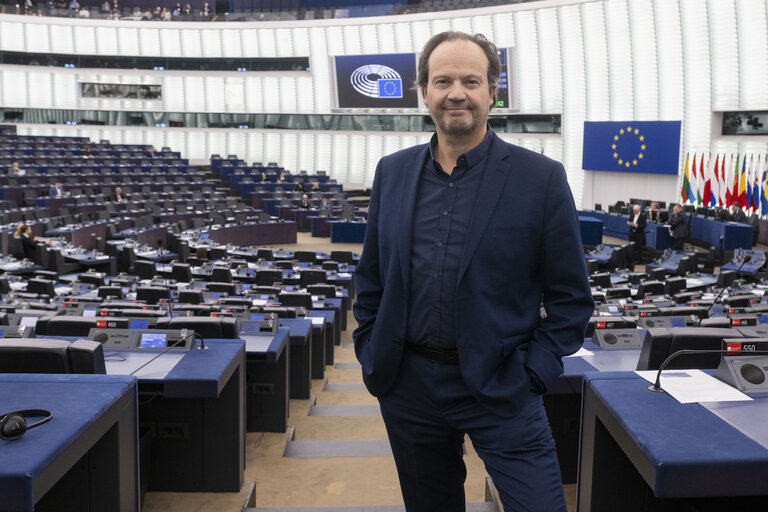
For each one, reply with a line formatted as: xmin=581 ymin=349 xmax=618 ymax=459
xmin=582 ymin=121 xmax=682 ymax=175
xmin=334 ymin=53 xmax=418 ymax=109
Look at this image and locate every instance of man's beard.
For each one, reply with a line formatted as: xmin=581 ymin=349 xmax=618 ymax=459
xmin=430 ymin=103 xmax=483 ymax=136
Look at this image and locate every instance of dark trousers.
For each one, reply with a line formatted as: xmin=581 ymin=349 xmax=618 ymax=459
xmin=671 ymin=237 xmax=685 ymax=251
xmin=378 ymin=349 xmax=566 ymax=512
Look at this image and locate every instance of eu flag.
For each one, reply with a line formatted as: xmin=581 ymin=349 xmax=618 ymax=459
xmin=582 ymin=121 xmax=682 ymax=175
xmin=378 ymin=79 xmax=403 ymax=98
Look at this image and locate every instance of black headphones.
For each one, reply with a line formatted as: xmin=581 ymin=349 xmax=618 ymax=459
xmin=0 ymin=409 xmax=53 ymax=441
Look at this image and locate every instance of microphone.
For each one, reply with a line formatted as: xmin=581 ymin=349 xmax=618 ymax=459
xmin=649 ymin=347 xmax=768 ymax=392
xmin=130 ymin=330 xmax=201 ymax=376
xmin=157 ymin=239 xmax=173 ymax=319
xmin=703 ymin=254 xmax=752 ymax=319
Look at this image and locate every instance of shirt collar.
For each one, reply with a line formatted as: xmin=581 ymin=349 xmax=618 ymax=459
xmin=428 ymin=125 xmax=495 ymax=171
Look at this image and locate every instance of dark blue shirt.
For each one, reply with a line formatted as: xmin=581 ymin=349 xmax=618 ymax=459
xmin=405 ymin=128 xmax=495 ymax=349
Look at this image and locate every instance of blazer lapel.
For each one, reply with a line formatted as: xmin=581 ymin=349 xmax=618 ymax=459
xmin=457 ymin=137 xmax=510 ymax=285
xmin=398 ymin=144 xmax=428 ymax=291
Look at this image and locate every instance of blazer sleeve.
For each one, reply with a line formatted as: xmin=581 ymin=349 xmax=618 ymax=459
xmin=352 ymin=160 xmax=383 ymax=359
xmin=525 ymin=163 xmax=594 ymax=390
xmin=637 ymin=213 xmax=647 ymax=229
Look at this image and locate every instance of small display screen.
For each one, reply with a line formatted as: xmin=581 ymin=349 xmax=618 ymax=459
xmin=82 ymin=309 xmax=97 ymax=317
xmin=139 ymin=332 xmax=167 ymax=348
xmin=240 ymin=322 xmax=264 ymax=335
xmin=250 ymin=314 xmax=264 ymax=321
xmin=130 ymin=319 xmax=149 ymax=329
xmin=670 ymin=318 xmax=686 ymax=328
xmin=19 ymin=316 xmax=38 ymax=327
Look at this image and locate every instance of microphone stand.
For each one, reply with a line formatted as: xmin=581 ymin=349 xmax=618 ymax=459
xmin=649 ymin=348 xmax=768 ymax=392
xmin=702 ymin=254 xmax=752 ymax=319
xmin=130 ymin=330 xmax=199 ymax=376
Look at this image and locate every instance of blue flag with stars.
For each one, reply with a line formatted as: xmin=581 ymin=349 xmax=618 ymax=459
xmin=377 ymin=79 xmax=403 ymax=98
xmin=582 ymin=121 xmax=682 ymax=175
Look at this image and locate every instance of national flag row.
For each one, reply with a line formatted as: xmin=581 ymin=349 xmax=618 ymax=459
xmin=680 ymin=152 xmax=768 ymax=215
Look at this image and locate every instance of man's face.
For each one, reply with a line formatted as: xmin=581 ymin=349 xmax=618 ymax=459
xmin=422 ymin=40 xmax=496 ymax=139
xmin=633 ymin=205 xmax=640 ymax=214
xmin=674 ymin=205 xmax=682 ymax=214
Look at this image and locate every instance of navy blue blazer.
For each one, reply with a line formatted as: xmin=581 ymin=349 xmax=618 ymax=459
xmin=353 ymin=133 xmax=594 ymax=417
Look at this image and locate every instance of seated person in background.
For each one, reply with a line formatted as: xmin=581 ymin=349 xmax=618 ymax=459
xmin=729 ymin=201 xmax=748 ymax=224
xmin=295 ymin=181 xmax=305 ymax=192
xmin=49 ymin=181 xmax=64 ymax=198
xmin=669 ymin=203 xmax=688 ymax=251
xmin=114 ymin=187 xmax=127 ymax=202
xmin=83 ymin=145 xmax=92 ymax=158
xmin=277 ymin=171 xmax=286 ymax=183
xmin=311 ymin=182 xmax=320 ymax=192
xmin=10 ymin=161 xmax=25 ymax=176
xmin=648 ymin=201 xmax=660 ymax=223
xmin=319 ymin=197 xmax=332 ymax=216
xmin=14 ymin=223 xmax=49 ymax=259
xmin=259 ymin=171 xmax=267 ymax=182
xmin=299 ymin=193 xmax=310 ymax=209
xmin=627 ymin=204 xmax=647 ymax=251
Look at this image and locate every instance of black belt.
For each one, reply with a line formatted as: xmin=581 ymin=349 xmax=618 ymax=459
xmin=405 ymin=342 xmax=459 ymax=365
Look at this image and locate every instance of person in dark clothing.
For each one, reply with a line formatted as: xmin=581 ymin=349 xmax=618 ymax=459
xmin=669 ymin=203 xmax=687 ymax=251
xmin=627 ymin=204 xmax=647 ymax=247
xmin=729 ymin=201 xmax=748 ymax=224
xmin=14 ymin=223 xmax=49 ymax=260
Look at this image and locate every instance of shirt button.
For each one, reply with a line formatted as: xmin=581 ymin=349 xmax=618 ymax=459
xmin=431 ymin=273 xmax=439 ymax=279
xmin=431 ymin=305 xmax=439 ymax=311
xmin=448 ymin=182 xmax=455 ymax=188
xmin=436 ymin=241 xmax=443 ymax=247
xmin=442 ymin=210 xmax=449 ymax=216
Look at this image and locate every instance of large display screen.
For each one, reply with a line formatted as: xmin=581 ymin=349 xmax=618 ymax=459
xmin=332 ymin=53 xmax=419 ymax=109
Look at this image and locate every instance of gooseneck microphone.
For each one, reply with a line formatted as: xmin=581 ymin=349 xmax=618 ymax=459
xmin=703 ymin=254 xmax=752 ymax=319
xmin=130 ymin=331 xmax=199 ymax=376
xmin=649 ymin=347 xmax=768 ymax=392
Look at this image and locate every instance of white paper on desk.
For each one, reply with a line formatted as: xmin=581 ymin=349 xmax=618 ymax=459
xmin=336 ymin=272 xmax=352 ymax=278
xmin=635 ymin=369 xmax=753 ymax=404
xmin=565 ymin=347 xmax=594 ymax=358
xmin=252 ymin=299 xmax=268 ymax=306
xmin=309 ymin=317 xmax=325 ymax=325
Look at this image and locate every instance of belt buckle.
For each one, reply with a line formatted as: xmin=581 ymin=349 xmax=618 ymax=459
xmin=424 ymin=345 xmax=445 ymax=363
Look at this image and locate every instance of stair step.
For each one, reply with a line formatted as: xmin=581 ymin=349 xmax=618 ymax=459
xmin=322 ymin=382 xmax=368 ymax=392
xmin=283 ymin=439 xmax=392 ymax=458
xmin=334 ymin=362 xmax=362 ymax=370
xmin=309 ymin=404 xmax=380 ymax=417
xmin=248 ymin=503 xmax=498 ymax=512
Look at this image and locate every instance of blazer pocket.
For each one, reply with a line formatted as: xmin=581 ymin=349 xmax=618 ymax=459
xmin=499 ymin=334 xmax=530 ymax=358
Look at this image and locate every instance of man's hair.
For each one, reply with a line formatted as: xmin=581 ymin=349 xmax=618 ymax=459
xmin=415 ymin=31 xmax=501 ymax=105
xmin=733 ymin=201 xmax=741 ymax=208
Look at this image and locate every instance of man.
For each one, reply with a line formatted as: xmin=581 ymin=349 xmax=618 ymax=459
xmin=729 ymin=201 xmax=748 ymax=224
xmin=49 ymin=182 xmax=63 ymax=198
xmin=669 ymin=203 xmax=687 ymax=251
xmin=353 ymin=31 xmax=593 ymax=512
xmin=114 ymin=187 xmax=126 ymax=202
xmin=10 ymin=161 xmax=25 ymax=176
xmin=627 ymin=204 xmax=647 ymax=263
